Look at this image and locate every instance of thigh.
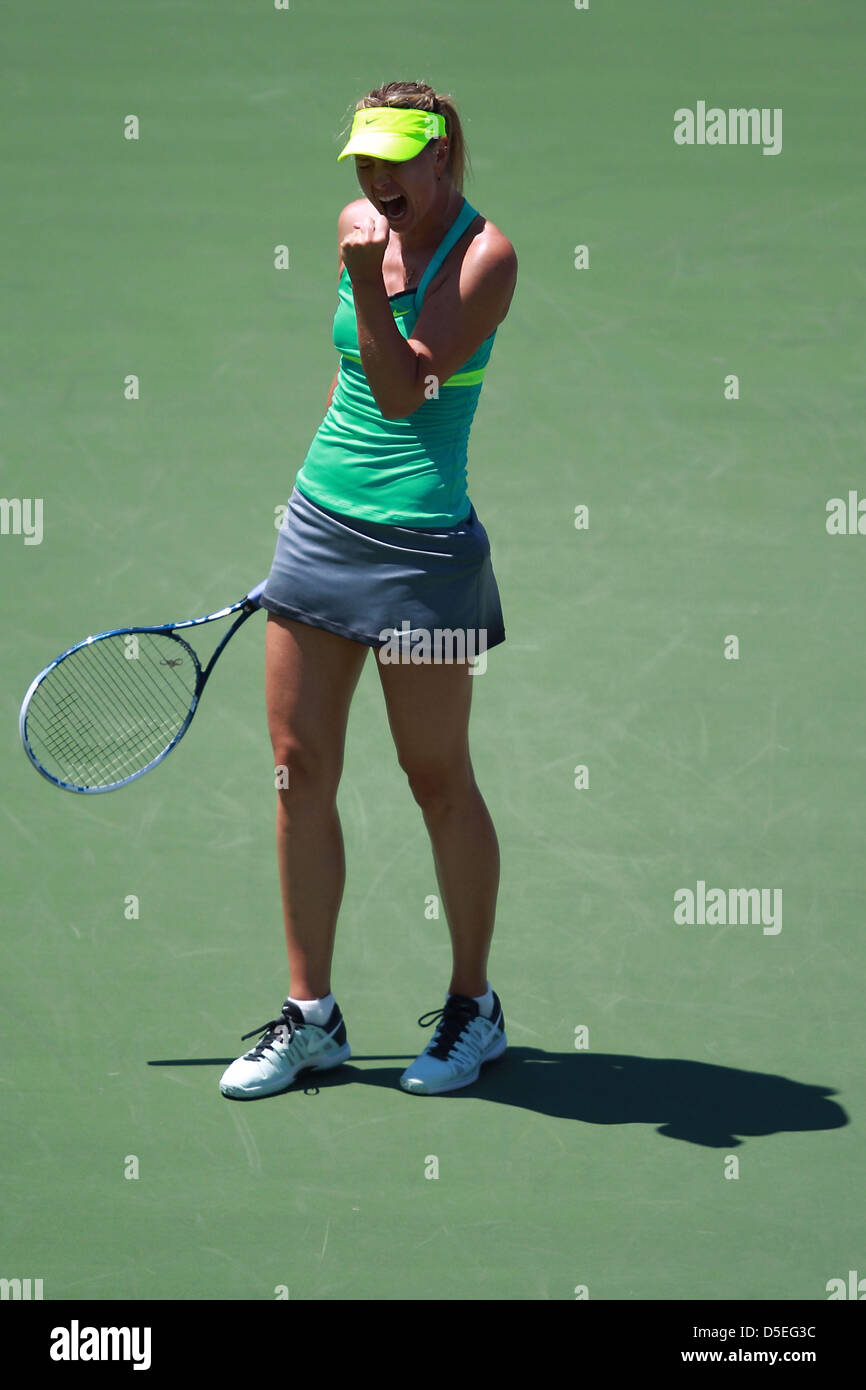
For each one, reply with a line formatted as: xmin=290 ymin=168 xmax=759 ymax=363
xmin=375 ymin=653 xmax=474 ymax=778
xmin=265 ymin=614 xmax=368 ymax=773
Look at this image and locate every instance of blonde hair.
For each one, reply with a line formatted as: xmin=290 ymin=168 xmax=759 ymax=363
xmin=339 ymin=79 xmax=471 ymax=192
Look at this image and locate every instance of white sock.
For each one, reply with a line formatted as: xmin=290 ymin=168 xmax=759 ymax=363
xmin=288 ymin=993 xmax=335 ymax=1026
xmin=450 ymin=984 xmax=494 ymax=1018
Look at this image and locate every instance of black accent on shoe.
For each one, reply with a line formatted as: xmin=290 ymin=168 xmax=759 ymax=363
xmin=324 ymin=1004 xmax=347 ymax=1048
xmin=416 ymin=994 xmax=480 ymax=1061
xmin=239 ymin=999 xmax=347 ymax=1060
xmin=239 ymin=1000 xmax=305 ymax=1060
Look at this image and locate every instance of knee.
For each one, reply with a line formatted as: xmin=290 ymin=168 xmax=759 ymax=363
xmin=271 ymin=737 xmax=342 ymax=803
xmin=401 ymin=757 xmax=473 ymax=814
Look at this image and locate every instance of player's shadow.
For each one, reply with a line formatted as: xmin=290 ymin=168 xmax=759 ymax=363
xmin=148 ymin=1048 xmax=847 ymax=1147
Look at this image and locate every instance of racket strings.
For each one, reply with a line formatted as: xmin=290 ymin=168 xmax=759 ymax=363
xmin=24 ymin=632 xmax=199 ymax=790
xmin=30 ymin=643 xmax=183 ymax=762
xmin=33 ymin=650 xmax=172 ymax=760
xmin=27 ymin=648 xmax=192 ymax=784
xmin=27 ymin=670 xmax=183 ymax=782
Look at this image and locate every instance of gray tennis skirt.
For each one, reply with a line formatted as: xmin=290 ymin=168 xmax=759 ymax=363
xmin=260 ymin=483 xmax=505 ymax=658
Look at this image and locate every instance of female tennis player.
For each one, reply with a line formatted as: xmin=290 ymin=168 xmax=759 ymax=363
xmin=220 ymin=81 xmax=517 ymax=1100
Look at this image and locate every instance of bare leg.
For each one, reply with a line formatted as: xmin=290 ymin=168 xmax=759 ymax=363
xmin=375 ymin=656 xmax=499 ymax=999
xmin=265 ymin=614 xmax=368 ymax=998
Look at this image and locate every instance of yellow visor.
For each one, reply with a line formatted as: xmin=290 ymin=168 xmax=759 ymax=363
xmin=337 ymin=107 xmax=446 ymax=163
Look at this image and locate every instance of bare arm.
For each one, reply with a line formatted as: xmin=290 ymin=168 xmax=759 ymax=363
xmin=343 ymin=210 xmax=517 ymax=421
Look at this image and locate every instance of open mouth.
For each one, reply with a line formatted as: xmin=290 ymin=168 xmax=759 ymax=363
xmin=380 ymin=194 xmax=408 ymax=222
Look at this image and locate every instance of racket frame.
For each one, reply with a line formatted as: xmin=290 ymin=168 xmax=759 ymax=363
xmin=19 ymin=580 xmax=268 ymax=794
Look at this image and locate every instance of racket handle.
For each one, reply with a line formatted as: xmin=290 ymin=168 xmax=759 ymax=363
xmin=245 ymin=579 xmax=269 ymax=606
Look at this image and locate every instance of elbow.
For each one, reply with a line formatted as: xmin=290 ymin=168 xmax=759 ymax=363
xmin=376 ymin=386 xmax=423 ymax=421
xmin=376 ymin=350 xmax=425 ymax=420
xmin=379 ymin=397 xmax=419 ymax=421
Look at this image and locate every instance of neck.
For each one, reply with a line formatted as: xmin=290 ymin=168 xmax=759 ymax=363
xmin=394 ymin=184 xmax=464 ymax=255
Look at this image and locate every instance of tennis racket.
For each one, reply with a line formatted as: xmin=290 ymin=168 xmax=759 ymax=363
xmin=19 ymin=579 xmax=269 ymax=794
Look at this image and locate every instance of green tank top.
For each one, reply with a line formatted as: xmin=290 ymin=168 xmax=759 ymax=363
xmin=294 ymin=197 xmax=497 ymax=527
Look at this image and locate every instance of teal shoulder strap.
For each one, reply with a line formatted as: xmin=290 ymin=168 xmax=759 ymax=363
xmin=414 ymin=198 xmax=479 ymax=311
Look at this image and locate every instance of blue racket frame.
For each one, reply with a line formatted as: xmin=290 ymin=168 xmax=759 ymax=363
xmin=19 ymin=579 xmax=268 ymax=794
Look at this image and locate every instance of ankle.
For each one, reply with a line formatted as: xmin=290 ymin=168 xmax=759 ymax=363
xmin=288 ymin=992 xmax=336 ymax=1026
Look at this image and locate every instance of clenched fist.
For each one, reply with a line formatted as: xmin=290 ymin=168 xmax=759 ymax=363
xmin=341 ymin=213 xmax=390 ymax=285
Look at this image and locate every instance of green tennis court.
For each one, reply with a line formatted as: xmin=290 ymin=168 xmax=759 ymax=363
xmin=1 ymin=0 xmax=863 ymax=1305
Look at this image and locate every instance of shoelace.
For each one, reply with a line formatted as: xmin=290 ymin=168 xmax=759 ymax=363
xmin=240 ymin=1008 xmax=298 ymax=1060
xmin=417 ymin=995 xmax=480 ymax=1062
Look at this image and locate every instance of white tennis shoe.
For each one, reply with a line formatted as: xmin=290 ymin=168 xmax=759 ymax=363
xmin=400 ymin=992 xmax=507 ymax=1095
xmin=219 ymin=999 xmax=350 ymax=1100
